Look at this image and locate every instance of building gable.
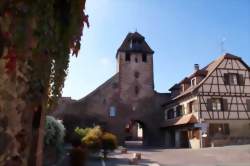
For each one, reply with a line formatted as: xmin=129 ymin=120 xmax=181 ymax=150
xmin=198 ymin=56 xmax=250 ymax=120
xmin=198 ymin=57 xmax=250 ymax=94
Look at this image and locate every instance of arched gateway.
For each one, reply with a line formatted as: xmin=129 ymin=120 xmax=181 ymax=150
xmin=58 ymin=32 xmax=170 ymax=146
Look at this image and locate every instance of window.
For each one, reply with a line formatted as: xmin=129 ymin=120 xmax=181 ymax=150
xmin=125 ymin=53 xmax=131 ymax=61
xmin=189 ymin=101 xmax=197 ymax=113
xmin=142 ymin=54 xmax=147 ymax=62
xmin=135 ymin=57 xmax=138 ymax=63
xmin=209 ymin=123 xmax=230 ymax=137
xmin=191 ymin=78 xmax=196 ymax=86
xmin=229 ymin=74 xmax=238 ymax=85
xmin=212 ymin=98 xmax=222 ymax=111
xmin=181 ymin=84 xmax=185 ymax=92
xmin=129 ymin=40 xmax=133 ymax=48
xmin=109 ymin=106 xmax=116 ymax=117
xmin=130 ymin=39 xmax=142 ymax=49
xmin=167 ymin=109 xmax=175 ymax=119
xmin=135 ymin=86 xmax=139 ymax=95
xmin=224 ymin=73 xmax=239 ymax=85
xmin=176 ymin=105 xmax=184 ymax=117
xmin=134 ymin=71 xmax=140 ymax=79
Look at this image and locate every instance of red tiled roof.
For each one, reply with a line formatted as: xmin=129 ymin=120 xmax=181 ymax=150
xmin=161 ymin=114 xmax=198 ymax=127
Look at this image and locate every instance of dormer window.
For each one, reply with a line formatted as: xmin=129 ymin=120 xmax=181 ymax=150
xmin=191 ymin=78 xmax=196 ymax=86
xmin=130 ymin=39 xmax=142 ymax=50
xmin=181 ymin=84 xmax=185 ymax=92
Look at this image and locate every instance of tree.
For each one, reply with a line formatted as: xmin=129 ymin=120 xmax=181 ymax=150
xmin=0 ymin=1 xmax=88 ymax=165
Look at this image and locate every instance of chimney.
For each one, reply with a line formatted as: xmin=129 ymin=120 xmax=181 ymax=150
xmin=194 ymin=64 xmax=199 ymax=71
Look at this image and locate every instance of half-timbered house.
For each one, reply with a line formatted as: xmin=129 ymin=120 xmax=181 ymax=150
xmin=162 ymin=53 xmax=250 ymax=149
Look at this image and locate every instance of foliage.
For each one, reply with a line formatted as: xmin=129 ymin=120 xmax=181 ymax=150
xmin=0 ymin=0 xmax=88 ymax=164
xmin=75 ymin=127 xmax=91 ymax=139
xmin=44 ymin=116 xmax=65 ymax=150
xmin=0 ymin=0 xmax=89 ymax=112
xmin=74 ymin=126 xmax=118 ymax=158
xmin=82 ymin=126 xmax=103 ymax=152
xmin=101 ymin=132 xmax=118 ymax=152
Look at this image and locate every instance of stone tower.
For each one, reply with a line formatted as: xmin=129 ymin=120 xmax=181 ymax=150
xmin=57 ymin=32 xmax=169 ymax=146
xmin=116 ymin=32 xmax=155 ymax=103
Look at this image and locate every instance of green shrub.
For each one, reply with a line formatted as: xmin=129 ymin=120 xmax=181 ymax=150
xmin=75 ymin=127 xmax=91 ymax=138
xmin=44 ymin=116 xmax=65 ymax=150
xmin=102 ymin=132 xmax=118 ymax=151
xmin=73 ymin=126 xmax=118 ymax=158
xmin=101 ymin=132 xmax=118 ymax=159
xmin=82 ymin=126 xmax=102 ymax=152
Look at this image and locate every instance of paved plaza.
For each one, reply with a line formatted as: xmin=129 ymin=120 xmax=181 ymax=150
xmin=100 ymin=145 xmax=250 ymax=166
xmin=58 ymin=144 xmax=250 ymax=166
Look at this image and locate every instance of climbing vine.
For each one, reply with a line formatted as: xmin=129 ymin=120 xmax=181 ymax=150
xmin=0 ymin=0 xmax=88 ymax=165
xmin=1 ymin=0 xmax=89 ymax=106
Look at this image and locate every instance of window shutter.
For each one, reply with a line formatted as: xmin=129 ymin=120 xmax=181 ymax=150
xmin=207 ymin=99 xmax=212 ymax=111
xmin=247 ymin=99 xmax=250 ymax=112
xmin=237 ymin=74 xmax=244 ymax=86
xmin=224 ymin=74 xmax=229 ymax=85
xmin=222 ymin=99 xmax=228 ymax=112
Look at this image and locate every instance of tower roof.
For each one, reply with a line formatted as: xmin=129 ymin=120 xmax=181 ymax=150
xmin=117 ymin=32 xmax=154 ymax=55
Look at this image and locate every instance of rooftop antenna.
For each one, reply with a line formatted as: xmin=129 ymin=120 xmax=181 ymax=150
xmin=135 ymin=28 xmax=137 ymax=32
xmin=220 ymin=37 xmax=226 ymax=54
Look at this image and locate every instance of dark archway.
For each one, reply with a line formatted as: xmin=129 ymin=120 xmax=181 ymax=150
xmin=124 ymin=120 xmax=145 ymax=147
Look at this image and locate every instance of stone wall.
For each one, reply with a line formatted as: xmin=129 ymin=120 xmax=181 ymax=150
xmin=55 ymin=73 xmax=170 ymax=146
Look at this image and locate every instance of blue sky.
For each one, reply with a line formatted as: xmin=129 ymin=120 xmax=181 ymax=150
xmin=62 ymin=0 xmax=250 ymax=100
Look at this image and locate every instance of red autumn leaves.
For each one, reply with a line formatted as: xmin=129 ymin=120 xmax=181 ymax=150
xmin=71 ymin=13 xmax=89 ymax=57
xmin=3 ymin=48 xmax=16 ymax=75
